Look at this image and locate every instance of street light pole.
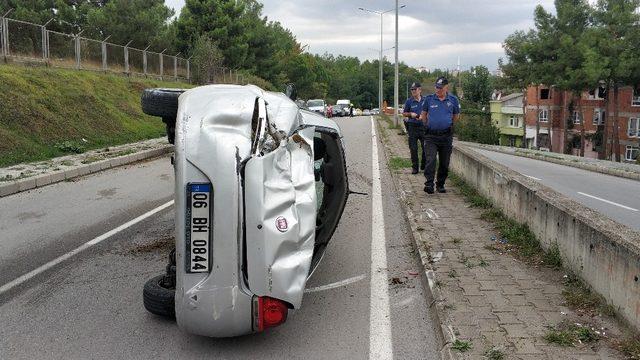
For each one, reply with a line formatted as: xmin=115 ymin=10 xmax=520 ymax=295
xmin=379 ymin=14 xmax=383 ymax=112
xmin=359 ymin=5 xmax=406 ymax=116
xmin=394 ymin=0 xmax=399 ymax=127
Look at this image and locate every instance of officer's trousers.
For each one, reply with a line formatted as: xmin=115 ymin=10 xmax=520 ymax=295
xmin=405 ymin=122 xmax=426 ymax=171
xmin=423 ymin=133 xmax=453 ymax=188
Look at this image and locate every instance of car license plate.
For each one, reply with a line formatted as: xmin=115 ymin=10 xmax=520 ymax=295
xmin=186 ymin=183 xmax=212 ymax=273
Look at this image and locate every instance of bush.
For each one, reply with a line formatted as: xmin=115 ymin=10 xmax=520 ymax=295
xmin=455 ymin=113 xmax=500 ymax=145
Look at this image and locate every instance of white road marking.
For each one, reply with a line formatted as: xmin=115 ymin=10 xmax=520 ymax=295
xmin=304 ymin=274 xmax=367 ymax=293
xmin=369 ymin=116 xmax=394 ymax=360
xmin=426 ymin=208 xmax=440 ymax=219
xmin=577 ymin=192 xmax=639 ymax=212
xmin=0 ymin=200 xmax=175 ymax=296
xmin=523 ymin=174 xmax=542 ymax=181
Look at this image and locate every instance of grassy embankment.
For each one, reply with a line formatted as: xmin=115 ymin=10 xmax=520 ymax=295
xmin=0 ymin=64 xmax=193 ymax=167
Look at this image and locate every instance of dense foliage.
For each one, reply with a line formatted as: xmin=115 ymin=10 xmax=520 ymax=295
xmin=0 ymin=0 xmax=480 ymax=108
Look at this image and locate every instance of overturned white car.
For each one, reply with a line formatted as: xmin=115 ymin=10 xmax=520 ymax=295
xmin=140 ymin=85 xmax=349 ymax=337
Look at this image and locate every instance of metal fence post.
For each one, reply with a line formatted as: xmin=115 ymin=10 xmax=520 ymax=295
xmin=75 ymin=30 xmax=84 ymax=69
xmin=101 ymin=35 xmax=111 ymax=71
xmin=124 ymin=40 xmax=132 ymax=74
xmin=174 ymin=52 xmax=180 ymax=81
xmin=143 ymin=45 xmax=150 ymax=76
xmin=2 ymin=10 xmax=13 ymax=59
xmin=159 ymin=49 xmax=166 ymax=79
xmin=186 ymin=56 xmax=191 ymax=83
xmin=42 ymin=18 xmax=53 ymax=62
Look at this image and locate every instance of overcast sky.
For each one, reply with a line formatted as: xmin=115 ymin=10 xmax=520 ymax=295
xmin=164 ymin=0 xmax=556 ymax=72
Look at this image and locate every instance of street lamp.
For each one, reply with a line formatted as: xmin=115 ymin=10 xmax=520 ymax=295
xmin=359 ymin=5 xmax=405 ymax=115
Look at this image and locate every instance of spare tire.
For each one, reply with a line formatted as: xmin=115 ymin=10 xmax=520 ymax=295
xmin=143 ymin=274 xmax=175 ymax=318
xmin=141 ymin=88 xmax=186 ymax=119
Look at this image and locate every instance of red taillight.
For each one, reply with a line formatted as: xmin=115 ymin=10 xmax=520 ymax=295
xmin=254 ymin=296 xmax=288 ymax=331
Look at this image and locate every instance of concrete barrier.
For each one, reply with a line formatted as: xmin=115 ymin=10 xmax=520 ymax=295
xmin=451 ymin=144 xmax=640 ymax=330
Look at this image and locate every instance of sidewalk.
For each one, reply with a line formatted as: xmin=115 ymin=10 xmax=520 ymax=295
xmin=0 ymin=137 xmax=172 ymax=197
xmin=376 ymin=120 xmax=628 ymax=359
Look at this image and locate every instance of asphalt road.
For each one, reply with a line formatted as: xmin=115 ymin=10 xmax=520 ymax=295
xmin=471 ymin=148 xmax=640 ymax=231
xmin=0 ymin=116 xmax=440 ymax=359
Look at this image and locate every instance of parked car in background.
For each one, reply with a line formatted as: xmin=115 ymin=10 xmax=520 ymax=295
xmin=363 ymin=109 xmax=371 ymax=116
xmin=332 ymin=105 xmax=345 ymax=117
xmin=354 ymin=108 xmax=363 ymax=116
xmin=307 ymin=99 xmax=326 ymax=115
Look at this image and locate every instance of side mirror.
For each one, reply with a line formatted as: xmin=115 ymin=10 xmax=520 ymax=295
xmin=285 ymin=83 xmax=297 ymax=101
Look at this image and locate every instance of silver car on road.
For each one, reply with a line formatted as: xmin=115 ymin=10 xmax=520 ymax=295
xmin=141 ymin=85 xmax=349 ymax=337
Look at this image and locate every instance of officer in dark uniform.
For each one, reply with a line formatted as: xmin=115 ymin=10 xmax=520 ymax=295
xmin=402 ymin=82 xmax=427 ymax=174
xmin=420 ymin=77 xmax=460 ymax=194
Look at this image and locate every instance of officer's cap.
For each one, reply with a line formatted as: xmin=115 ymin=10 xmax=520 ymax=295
xmin=435 ymin=77 xmax=449 ymax=89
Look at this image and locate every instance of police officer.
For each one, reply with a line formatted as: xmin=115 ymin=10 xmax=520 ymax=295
xmin=402 ymin=82 xmax=427 ymax=174
xmin=420 ymin=77 xmax=460 ymax=194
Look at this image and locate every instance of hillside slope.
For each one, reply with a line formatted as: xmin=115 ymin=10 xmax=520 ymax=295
xmin=0 ymin=65 xmax=192 ymax=167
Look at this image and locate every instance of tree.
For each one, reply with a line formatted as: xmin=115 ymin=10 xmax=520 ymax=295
xmin=176 ymin=0 xmax=254 ymax=69
xmin=190 ymin=35 xmax=224 ymax=84
xmin=501 ymin=30 xmax=537 ymax=147
xmin=582 ymin=0 xmax=640 ymax=161
xmin=461 ymin=65 xmax=493 ymax=106
xmin=85 ymin=0 xmax=175 ymax=50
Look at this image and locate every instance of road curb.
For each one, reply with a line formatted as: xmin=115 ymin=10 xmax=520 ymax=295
xmin=0 ymin=145 xmax=173 ymax=198
xmin=374 ymin=119 xmax=457 ymax=360
xmin=461 ymin=141 xmax=640 ymax=181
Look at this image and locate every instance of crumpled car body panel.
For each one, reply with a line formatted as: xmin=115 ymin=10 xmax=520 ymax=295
xmin=244 ymin=127 xmax=316 ymax=308
xmin=171 ymin=84 xmax=346 ymax=337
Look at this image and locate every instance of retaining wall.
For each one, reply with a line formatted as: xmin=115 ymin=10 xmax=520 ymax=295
xmin=451 ymin=144 xmax=640 ymax=330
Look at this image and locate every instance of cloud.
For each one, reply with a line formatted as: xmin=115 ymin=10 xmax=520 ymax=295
xmin=166 ymin=0 xmax=554 ymax=71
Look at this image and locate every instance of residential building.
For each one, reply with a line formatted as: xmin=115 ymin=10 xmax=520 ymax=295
xmin=490 ymin=93 xmax=525 ymax=147
xmin=525 ymin=85 xmax=640 ymax=162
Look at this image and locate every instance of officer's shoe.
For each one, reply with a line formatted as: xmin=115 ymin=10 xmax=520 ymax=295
xmin=436 ymin=185 xmax=447 ymax=193
xmin=424 ymin=186 xmax=434 ymax=194
xmin=411 ymin=168 xmax=419 ymax=174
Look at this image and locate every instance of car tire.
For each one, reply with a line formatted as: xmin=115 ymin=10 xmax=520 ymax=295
xmin=141 ymin=88 xmax=185 ymax=119
xmin=143 ymin=274 xmax=175 ymax=318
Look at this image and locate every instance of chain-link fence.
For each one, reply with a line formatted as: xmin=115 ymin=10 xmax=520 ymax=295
xmin=0 ymin=15 xmax=195 ymax=82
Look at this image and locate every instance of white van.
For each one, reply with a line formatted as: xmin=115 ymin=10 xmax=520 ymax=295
xmin=335 ymin=99 xmax=351 ymax=117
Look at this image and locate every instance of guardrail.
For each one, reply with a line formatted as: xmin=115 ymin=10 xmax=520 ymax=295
xmin=451 ymin=143 xmax=640 ymax=331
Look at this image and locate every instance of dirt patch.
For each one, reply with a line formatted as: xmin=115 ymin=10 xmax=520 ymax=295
xmin=130 ymin=235 xmax=174 ymax=254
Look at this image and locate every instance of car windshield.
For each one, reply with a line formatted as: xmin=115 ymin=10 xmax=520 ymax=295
xmin=307 ymin=100 xmax=324 ymax=107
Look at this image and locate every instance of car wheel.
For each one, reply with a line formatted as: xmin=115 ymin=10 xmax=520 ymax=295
xmin=141 ymin=88 xmax=185 ymax=119
xmin=143 ymin=274 xmax=175 ymax=318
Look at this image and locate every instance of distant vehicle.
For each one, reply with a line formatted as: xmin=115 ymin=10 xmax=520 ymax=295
xmin=354 ymin=108 xmax=363 ymax=116
xmin=329 ymin=105 xmax=339 ymax=117
xmin=363 ymin=109 xmax=371 ymax=116
xmin=307 ymin=99 xmax=326 ymax=115
xmin=371 ymin=108 xmax=379 ymax=115
xmin=335 ymin=99 xmax=351 ymax=117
